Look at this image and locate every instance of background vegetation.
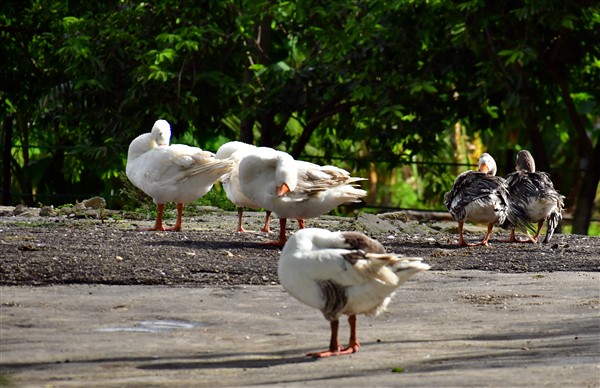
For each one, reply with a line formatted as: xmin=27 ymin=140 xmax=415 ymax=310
xmin=1 ymin=0 xmax=599 ymax=234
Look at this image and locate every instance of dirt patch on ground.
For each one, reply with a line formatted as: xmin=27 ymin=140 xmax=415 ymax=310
xmin=0 ymin=207 xmax=598 ymax=287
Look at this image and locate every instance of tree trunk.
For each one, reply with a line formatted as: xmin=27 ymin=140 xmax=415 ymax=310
xmin=253 ymin=16 xmax=275 ymax=146
xmin=523 ymin=108 xmax=551 ymax=173
xmin=19 ymin=115 xmax=34 ymax=205
xmin=240 ymin=16 xmax=272 ymax=144
xmin=2 ymin=116 xmax=12 ymax=205
xmin=239 ymin=66 xmax=255 ymax=144
xmin=259 ymin=110 xmax=276 ymax=148
xmin=571 ymin=139 xmax=600 ymax=235
xmin=553 ymin=67 xmax=596 ymax=235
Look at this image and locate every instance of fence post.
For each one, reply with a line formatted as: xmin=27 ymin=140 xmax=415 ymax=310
xmin=2 ymin=116 xmax=12 ymax=205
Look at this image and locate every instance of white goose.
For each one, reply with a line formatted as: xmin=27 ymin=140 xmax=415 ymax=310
xmin=238 ymin=152 xmax=367 ymax=245
xmin=279 ymin=228 xmax=430 ymax=358
xmin=215 ymin=141 xmax=273 ymax=233
xmin=444 ymin=153 xmax=520 ymax=246
xmin=126 ymin=120 xmax=234 ymax=231
xmin=505 ymin=150 xmax=565 ymax=243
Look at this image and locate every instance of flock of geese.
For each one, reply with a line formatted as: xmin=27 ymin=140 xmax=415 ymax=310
xmin=125 ymin=119 xmax=565 ymax=358
xmin=444 ymin=151 xmax=565 ymax=246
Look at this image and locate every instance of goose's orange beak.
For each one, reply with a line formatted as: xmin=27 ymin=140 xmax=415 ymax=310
xmin=277 ymin=183 xmax=290 ymax=197
xmin=480 ymin=163 xmax=489 ymax=173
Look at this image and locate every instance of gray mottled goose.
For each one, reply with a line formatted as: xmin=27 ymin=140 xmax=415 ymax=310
xmin=444 ymin=153 xmax=521 ymax=246
xmin=278 ymin=228 xmax=429 ymax=358
xmin=505 ymin=150 xmax=565 ymax=243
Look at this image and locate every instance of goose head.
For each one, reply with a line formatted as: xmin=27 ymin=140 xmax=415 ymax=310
xmin=274 ymin=152 xmax=298 ymax=196
xmin=515 ymin=150 xmax=536 ymax=172
xmin=151 ymin=120 xmax=171 ymax=147
xmin=478 ymin=153 xmax=497 ymax=176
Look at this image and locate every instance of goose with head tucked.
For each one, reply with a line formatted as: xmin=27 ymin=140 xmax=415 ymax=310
xmin=444 ymin=153 xmax=523 ymax=246
xmin=126 ymin=120 xmax=234 ymax=231
xmin=215 ymin=141 xmax=273 ymax=233
xmin=505 ymin=150 xmax=565 ymax=243
xmin=278 ymin=228 xmax=430 ymax=358
xmin=238 ymin=153 xmax=367 ymax=246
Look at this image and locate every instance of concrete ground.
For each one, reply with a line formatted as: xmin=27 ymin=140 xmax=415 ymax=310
xmin=1 ymin=270 xmax=599 ymax=387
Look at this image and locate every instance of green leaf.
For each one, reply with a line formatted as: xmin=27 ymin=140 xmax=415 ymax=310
xmin=401 ymin=113 xmax=417 ymax=122
xmin=248 ymin=63 xmax=266 ymax=71
xmin=485 ymin=105 xmax=499 ymax=119
xmin=62 ymin=16 xmax=82 ymax=28
xmin=422 ymin=82 xmax=438 ymax=94
xmin=176 ymin=40 xmax=199 ymax=52
xmin=4 ymin=98 xmax=17 ymax=113
xmin=155 ymin=48 xmax=177 ymax=64
xmin=275 ymin=61 xmax=292 ymax=71
xmin=497 ymin=49 xmax=515 ymax=57
xmin=156 ymin=33 xmax=181 ymax=44
xmin=410 ymin=81 xmax=438 ymax=95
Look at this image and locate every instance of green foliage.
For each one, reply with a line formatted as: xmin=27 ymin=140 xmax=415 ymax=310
xmin=118 ymin=172 xmax=153 ymax=212
xmin=0 ymin=372 xmax=13 ymax=386
xmin=563 ymin=222 xmax=600 ymax=237
xmin=192 ymin=184 xmax=237 ymax=212
xmin=1 ymin=0 xmax=599 ymax=233
xmin=389 ymin=179 xmax=420 ymax=209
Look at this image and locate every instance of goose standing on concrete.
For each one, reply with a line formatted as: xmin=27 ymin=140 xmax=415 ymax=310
xmin=238 ymin=153 xmax=367 ymax=245
xmin=126 ymin=120 xmax=234 ymax=231
xmin=505 ymin=150 xmax=565 ymax=243
xmin=444 ymin=153 xmax=521 ymax=246
xmin=216 ymin=141 xmax=273 ymax=233
xmin=278 ymin=228 xmax=430 ymax=358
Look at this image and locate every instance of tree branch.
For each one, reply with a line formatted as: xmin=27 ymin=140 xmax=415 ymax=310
xmin=290 ymin=99 xmax=352 ymax=158
xmin=555 ymin=73 xmax=593 ymax=159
